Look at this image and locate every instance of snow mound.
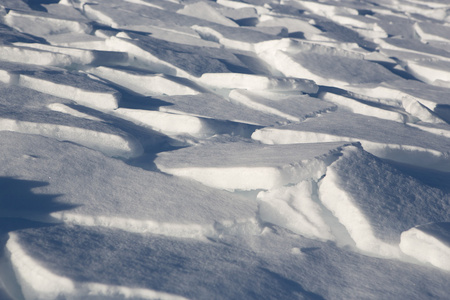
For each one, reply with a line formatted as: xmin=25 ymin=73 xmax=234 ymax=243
xmin=400 ymin=222 xmax=450 ymax=271
xmin=319 ymin=145 xmax=450 ymax=257
xmin=257 ymin=181 xmax=334 ymax=241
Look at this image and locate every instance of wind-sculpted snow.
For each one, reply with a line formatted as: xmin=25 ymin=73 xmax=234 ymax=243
xmin=1 ymin=0 xmax=450 ymax=299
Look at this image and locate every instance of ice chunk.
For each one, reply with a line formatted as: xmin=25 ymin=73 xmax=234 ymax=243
xmin=258 ymin=181 xmax=334 ymax=241
xmin=252 ymin=110 xmax=450 ymax=171
xmin=319 ymin=145 xmax=450 ymax=257
xmin=155 ymin=141 xmax=350 ymax=190
xmin=400 ymin=222 xmax=450 ymax=271
xmin=0 ymin=132 xmax=256 ymax=236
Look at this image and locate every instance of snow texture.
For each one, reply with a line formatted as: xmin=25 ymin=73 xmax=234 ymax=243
xmin=1 ymin=0 xmax=450 ymax=299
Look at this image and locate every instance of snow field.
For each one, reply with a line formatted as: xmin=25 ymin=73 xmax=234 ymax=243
xmin=1 ymin=0 xmax=450 ymax=298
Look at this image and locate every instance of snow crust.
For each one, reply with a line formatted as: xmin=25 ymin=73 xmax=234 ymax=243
xmin=1 ymin=0 xmax=450 ymax=298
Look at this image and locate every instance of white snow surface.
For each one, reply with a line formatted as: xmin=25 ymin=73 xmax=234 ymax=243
xmin=1 ymin=0 xmax=450 ymax=299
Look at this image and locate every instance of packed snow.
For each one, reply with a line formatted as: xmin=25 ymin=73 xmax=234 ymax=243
xmin=0 ymin=0 xmax=450 ymax=299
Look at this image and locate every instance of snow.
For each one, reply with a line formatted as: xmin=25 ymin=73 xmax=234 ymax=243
xmin=1 ymin=0 xmax=450 ymax=299
xmin=319 ymin=145 xmax=450 ymax=258
xmin=252 ymin=110 xmax=450 ymax=171
xmin=400 ymin=222 xmax=450 ymax=271
xmin=257 ymin=181 xmax=334 ymax=241
xmin=155 ymin=141 xmax=350 ymax=190
xmin=0 ymin=132 xmax=256 ymax=238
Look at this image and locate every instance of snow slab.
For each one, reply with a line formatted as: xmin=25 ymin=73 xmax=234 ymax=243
xmin=155 ymin=141 xmax=351 ymax=190
xmin=376 ymin=37 xmax=450 ymax=61
xmin=198 ymin=73 xmax=318 ymax=93
xmin=177 ymin=1 xmax=238 ymax=27
xmin=82 ymin=0 xmax=214 ymax=34
xmin=13 ymin=69 xmax=121 ymax=110
xmin=319 ymin=145 xmax=450 ymax=258
xmin=3 ymin=9 xmax=91 ymax=38
xmin=103 ymin=33 xmax=251 ymax=78
xmin=400 ymin=222 xmax=450 ymax=271
xmin=346 ymin=79 xmax=450 ymax=119
xmin=0 ymin=22 xmax=45 ymax=44
xmin=256 ymin=15 xmax=322 ymax=36
xmin=404 ymin=59 xmax=450 ymax=87
xmin=13 ymin=43 xmax=128 ymax=67
xmin=112 ymin=108 xmax=214 ymax=138
xmin=252 ymin=109 xmax=450 ymax=171
xmin=0 ymin=83 xmax=142 ymax=158
xmin=89 ymin=66 xmax=205 ymax=96
xmin=258 ymin=49 xmax=401 ymax=88
xmin=191 ymin=23 xmax=279 ymax=51
xmin=0 ymin=131 xmax=256 ymax=237
xmin=319 ymin=91 xmax=406 ymax=123
xmin=0 ymin=45 xmax=74 ymax=67
xmin=228 ymin=89 xmax=332 ymax=123
xmin=414 ymin=22 xmax=450 ymax=43
xmin=156 ymin=93 xmax=312 ymax=129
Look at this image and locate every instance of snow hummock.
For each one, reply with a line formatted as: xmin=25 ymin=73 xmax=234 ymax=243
xmin=400 ymin=222 xmax=450 ymax=271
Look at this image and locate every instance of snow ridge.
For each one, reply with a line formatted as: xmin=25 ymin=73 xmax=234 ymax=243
xmin=0 ymin=0 xmax=450 ymax=299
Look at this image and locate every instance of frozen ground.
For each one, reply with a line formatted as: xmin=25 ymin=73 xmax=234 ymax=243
xmin=0 ymin=0 xmax=450 ymax=299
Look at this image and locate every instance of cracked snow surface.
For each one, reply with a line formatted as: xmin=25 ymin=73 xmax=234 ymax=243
xmin=1 ymin=0 xmax=450 ymax=299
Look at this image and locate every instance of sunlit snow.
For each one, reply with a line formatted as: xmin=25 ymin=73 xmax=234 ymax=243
xmin=0 ymin=0 xmax=450 ymax=299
